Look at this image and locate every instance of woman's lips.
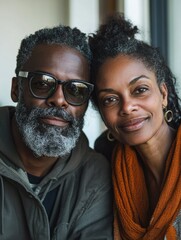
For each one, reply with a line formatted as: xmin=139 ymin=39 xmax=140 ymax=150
xmin=120 ymin=118 xmax=148 ymax=132
xmin=40 ymin=117 xmax=69 ymax=127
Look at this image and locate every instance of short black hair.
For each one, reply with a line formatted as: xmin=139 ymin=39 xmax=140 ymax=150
xmin=89 ymin=13 xmax=181 ymax=128
xmin=15 ymin=25 xmax=91 ymax=76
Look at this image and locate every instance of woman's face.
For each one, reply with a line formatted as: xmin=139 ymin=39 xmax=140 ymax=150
xmin=96 ymin=55 xmax=168 ymax=145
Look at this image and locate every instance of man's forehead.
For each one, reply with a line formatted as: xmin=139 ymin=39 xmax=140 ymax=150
xmin=25 ymin=44 xmax=87 ymax=64
xmin=21 ymin=44 xmax=90 ymax=81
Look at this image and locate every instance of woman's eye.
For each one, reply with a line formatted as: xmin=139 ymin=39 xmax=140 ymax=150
xmin=101 ymin=96 xmax=119 ymax=107
xmin=134 ymin=86 xmax=149 ymax=95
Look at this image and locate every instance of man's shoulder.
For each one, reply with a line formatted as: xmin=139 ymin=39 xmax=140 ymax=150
xmin=0 ymin=106 xmax=15 ymax=119
xmin=0 ymin=106 xmax=15 ymax=142
xmin=78 ymin=131 xmax=110 ymax=165
xmin=74 ymin=132 xmax=111 ymax=178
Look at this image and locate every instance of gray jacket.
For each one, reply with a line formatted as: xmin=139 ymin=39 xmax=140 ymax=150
xmin=0 ymin=106 xmax=113 ymax=240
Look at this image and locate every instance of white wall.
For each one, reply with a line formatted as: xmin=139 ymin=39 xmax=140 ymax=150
xmin=168 ymin=0 xmax=181 ymax=95
xmin=69 ymin=0 xmax=99 ymax=33
xmin=0 ymin=0 xmax=68 ymax=106
xmin=123 ymin=0 xmax=150 ymax=42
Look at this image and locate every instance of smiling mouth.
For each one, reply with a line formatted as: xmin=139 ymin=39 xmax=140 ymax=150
xmin=40 ymin=117 xmax=70 ymax=127
xmin=120 ymin=118 xmax=148 ymax=132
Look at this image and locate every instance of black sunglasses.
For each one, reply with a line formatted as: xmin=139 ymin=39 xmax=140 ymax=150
xmin=18 ymin=71 xmax=94 ymax=106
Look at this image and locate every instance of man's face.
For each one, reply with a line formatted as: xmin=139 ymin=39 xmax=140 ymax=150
xmin=12 ymin=44 xmax=90 ymax=157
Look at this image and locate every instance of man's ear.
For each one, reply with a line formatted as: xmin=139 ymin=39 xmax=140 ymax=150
xmin=160 ymin=82 xmax=168 ymax=107
xmin=11 ymin=77 xmax=19 ymax=102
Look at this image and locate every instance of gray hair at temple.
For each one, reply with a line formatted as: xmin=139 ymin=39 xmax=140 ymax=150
xmin=15 ymin=25 xmax=92 ymax=76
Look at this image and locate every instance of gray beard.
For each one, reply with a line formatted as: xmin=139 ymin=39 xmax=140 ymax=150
xmin=15 ymin=102 xmax=84 ymax=158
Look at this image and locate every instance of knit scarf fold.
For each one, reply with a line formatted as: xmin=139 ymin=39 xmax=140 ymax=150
xmin=112 ymin=126 xmax=181 ymax=240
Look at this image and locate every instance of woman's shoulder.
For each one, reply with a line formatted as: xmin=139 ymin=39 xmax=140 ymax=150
xmin=94 ymin=130 xmax=117 ymax=161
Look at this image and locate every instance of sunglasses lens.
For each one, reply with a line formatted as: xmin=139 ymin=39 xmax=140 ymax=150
xmin=64 ymin=81 xmax=92 ymax=105
xmin=28 ymin=72 xmax=93 ymax=105
xmin=30 ymin=74 xmax=56 ymax=98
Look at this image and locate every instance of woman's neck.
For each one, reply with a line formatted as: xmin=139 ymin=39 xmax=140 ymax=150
xmin=135 ymin=124 xmax=176 ymax=213
xmin=135 ymin=124 xmax=176 ymax=183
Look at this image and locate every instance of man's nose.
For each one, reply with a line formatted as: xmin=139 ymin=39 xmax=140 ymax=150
xmin=46 ymin=85 xmax=68 ymax=109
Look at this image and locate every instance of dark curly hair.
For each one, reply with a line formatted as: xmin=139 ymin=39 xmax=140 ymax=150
xmin=15 ymin=25 xmax=91 ymax=76
xmin=89 ymin=13 xmax=181 ymax=128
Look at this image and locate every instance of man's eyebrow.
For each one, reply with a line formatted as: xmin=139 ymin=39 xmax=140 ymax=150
xmin=97 ymin=75 xmax=150 ymax=94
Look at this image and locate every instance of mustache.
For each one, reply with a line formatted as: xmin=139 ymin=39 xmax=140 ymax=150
xmin=27 ymin=106 xmax=75 ymax=123
xmin=15 ymin=102 xmax=83 ymax=157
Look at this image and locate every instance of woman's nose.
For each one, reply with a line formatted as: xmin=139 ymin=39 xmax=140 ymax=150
xmin=46 ymin=85 xmax=68 ymax=109
xmin=119 ymin=97 xmax=138 ymax=115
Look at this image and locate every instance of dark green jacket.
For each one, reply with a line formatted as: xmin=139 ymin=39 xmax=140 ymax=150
xmin=0 ymin=106 xmax=113 ymax=240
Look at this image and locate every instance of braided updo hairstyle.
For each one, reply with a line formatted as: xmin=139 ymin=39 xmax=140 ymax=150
xmin=89 ymin=13 xmax=181 ymax=129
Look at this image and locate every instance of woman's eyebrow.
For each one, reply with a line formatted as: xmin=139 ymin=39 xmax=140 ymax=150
xmin=97 ymin=88 xmax=115 ymax=94
xmin=129 ymin=75 xmax=150 ymax=86
xmin=97 ymin=75 xmax=150 ymax=94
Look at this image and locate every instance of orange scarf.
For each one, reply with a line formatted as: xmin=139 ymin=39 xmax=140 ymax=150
xmin=112 ymin=126 xmax=181 ymax=240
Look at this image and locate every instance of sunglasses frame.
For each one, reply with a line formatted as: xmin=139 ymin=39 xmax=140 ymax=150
xmin=18 ymin=71 xmax=94 ymax=106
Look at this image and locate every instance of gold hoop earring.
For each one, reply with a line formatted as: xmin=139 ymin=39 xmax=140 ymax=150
xmin=107 ymin=131 xmax=115 ymax=142
xmin=164 ymin=109 xmax=173 ymax=123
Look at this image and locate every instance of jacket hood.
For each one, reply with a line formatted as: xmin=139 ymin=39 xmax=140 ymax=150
xmin=0 ymin=106 xmax=23 ymax=168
